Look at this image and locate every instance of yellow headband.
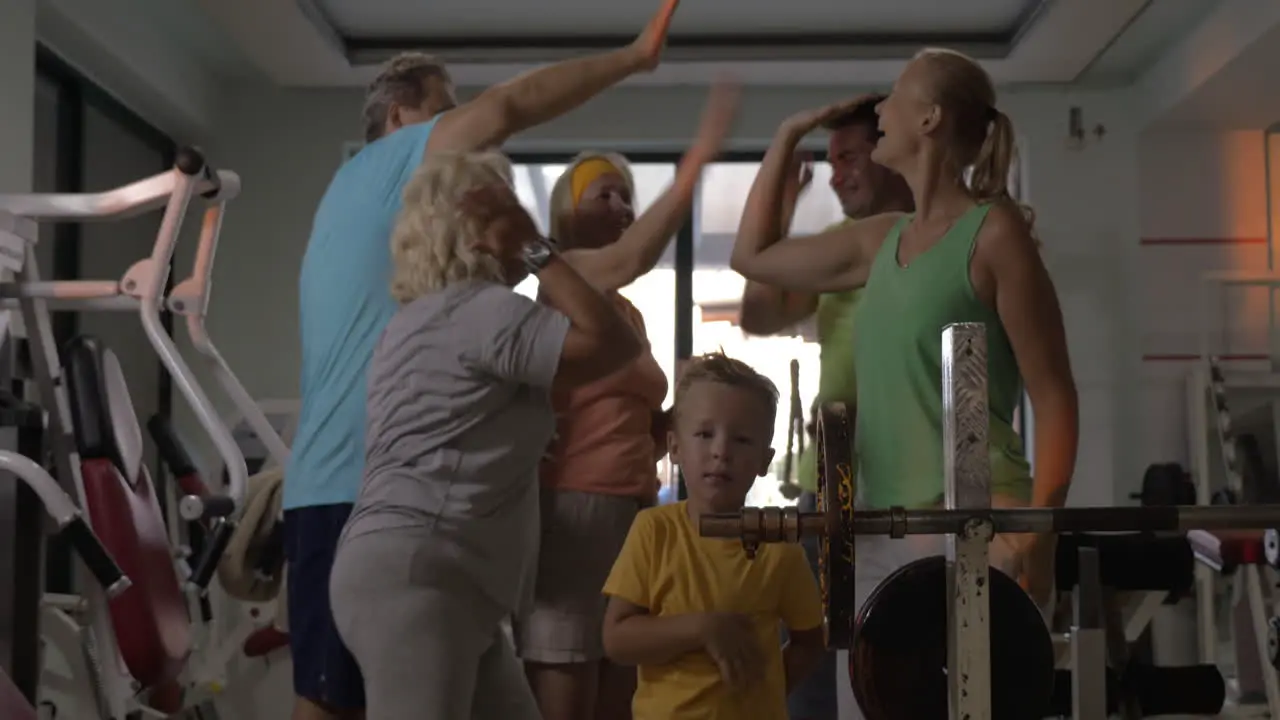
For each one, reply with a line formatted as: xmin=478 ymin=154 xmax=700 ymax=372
xmin=569 ymin=158 xmax=621 ymax=207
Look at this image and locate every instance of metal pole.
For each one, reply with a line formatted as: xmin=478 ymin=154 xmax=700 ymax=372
xmin=1071 ymin=546 xmax=1107 ymax=720
xmin=943 ymin=323 xmax=992 ymax=720
xmin=700 ymin=503 xmax=1280 ymax=541
xmin=857 ymin=504 xmax=1280 ymax=534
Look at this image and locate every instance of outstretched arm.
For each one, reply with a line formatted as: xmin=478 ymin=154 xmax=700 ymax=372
xmin=428 ymin=0 xmax=680 ymax=153
xmin=563 ymin=82 xmax=739 ymax=292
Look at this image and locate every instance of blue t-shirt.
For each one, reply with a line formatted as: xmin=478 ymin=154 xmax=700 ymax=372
xmin=284 ymin=119 xmax=437 ymax=510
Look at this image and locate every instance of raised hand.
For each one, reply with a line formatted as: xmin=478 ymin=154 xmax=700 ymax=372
xmin=685 ymin=78 xmax=741 ymax=166
xmin=784 ymin=152 xmax=814 ymax=204
xmin=630 ymin=0 xmax=682 ymax=71
xmin=1017 ymin=532 xmax=1057 ymax=606
xmin=781 ymin=94 xmax=881 ymax=138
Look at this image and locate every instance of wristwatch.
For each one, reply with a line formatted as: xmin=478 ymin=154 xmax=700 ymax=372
xmin=522 ymin=236 xmax=558 ymax=274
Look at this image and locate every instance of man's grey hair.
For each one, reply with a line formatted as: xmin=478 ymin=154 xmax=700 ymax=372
xmin=362 ymin=52 xmax=452 ymax=143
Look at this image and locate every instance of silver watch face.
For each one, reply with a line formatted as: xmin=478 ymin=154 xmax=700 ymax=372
xmin=523 ymin=239 xmax=553 ymax=269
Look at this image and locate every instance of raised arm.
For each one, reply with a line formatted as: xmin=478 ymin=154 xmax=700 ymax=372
xmin=428 ymin=0 xmax=680 ymax=153
xmin=562 ymin=81 xmax=739 ymax=292
xmin=739 ymin=156 xmax=818 ymax=335
xmin=468 ymin=188 xmax=642 ymax=386
xmin=730 ymin=98 xmax=899 ymax=294
xmin=537 ymin=252 xmax=644 ymax=386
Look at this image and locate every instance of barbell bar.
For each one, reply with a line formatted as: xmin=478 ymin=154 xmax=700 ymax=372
xmin=699 ymin=503 xmax=1280 ymax=544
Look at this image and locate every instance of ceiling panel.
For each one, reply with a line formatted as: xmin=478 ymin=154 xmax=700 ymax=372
xmin=1081 ymin=0 xmax=1218 ymax=82
xmin=313 ymin=0 xmax=1035 ymax=38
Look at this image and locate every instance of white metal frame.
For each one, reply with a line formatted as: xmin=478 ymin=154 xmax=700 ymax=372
xmin=0 ymin=159 xmax=284 ymax=719
xmin=1186 ymin=270 xmax=1280 ymax=716
xmin=941 ymin=323 xmax=994 ymax=719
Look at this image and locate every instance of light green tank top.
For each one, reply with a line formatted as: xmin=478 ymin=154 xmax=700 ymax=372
xmin=851 ymin=204 xmax=1030 ymax=509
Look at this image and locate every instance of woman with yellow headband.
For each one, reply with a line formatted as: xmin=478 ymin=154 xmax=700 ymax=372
xmin=512 ymin=82 xmax=738 ymax=720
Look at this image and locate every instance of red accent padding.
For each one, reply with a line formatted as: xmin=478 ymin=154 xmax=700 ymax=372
xmin=82 ymin=457 xmax=191 ymax=689
xmin=243 ymin=626 xmax=290 ymax=658
xmin=1188 ymin=529 xmax=1266 ymax=570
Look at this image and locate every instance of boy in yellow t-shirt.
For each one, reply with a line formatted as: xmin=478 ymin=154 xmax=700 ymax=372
xmin=602 ymin=352 xmax=826 ymax=720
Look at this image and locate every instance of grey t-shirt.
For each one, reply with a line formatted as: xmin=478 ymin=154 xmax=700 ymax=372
xmin=342 ymin=280 xmax=570 ymax=612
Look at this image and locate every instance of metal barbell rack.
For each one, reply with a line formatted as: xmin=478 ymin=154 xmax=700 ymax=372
xmin=699 ymin=323 xmax=1280 ymax=720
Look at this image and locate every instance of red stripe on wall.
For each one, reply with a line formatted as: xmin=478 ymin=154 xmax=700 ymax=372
xmin=1142 ymin=353 xmax=1270 ymax=362
xmin=1140 ymin=237 xmax=1268 ymax=246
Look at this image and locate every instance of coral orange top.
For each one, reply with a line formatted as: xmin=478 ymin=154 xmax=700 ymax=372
xmin=541 ymin=294 xmax=668 ymax=499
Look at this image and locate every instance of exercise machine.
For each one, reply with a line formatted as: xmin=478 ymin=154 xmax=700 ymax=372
xmin=147 ymin=411 xmax=290 ymax=702
xmin=1184 ymin=270 xmax=1280 ymax=715
xmin=777 ymin=358 xmax=804 ymax=500
xmin=700 ymin=322 xmax=1280 ymax=719
xmin=0 ymin=147 xmax=271 ymax=718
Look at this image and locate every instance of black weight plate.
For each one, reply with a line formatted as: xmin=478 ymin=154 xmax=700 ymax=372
xmin=816 ymin=402 xmax=856 ymax=649
xmin=850 ymin=555 xmax=1055 ymax=720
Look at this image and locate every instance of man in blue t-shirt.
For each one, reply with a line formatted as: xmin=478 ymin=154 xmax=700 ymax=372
xmin=284 ymin=4 xmax=681 ymax=717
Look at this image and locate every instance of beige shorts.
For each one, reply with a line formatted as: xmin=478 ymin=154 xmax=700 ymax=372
xmin=513 ymin=488 xmax=646 ymax=664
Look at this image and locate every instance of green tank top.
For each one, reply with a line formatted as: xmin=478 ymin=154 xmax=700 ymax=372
xmin=851 ymin=204 xmax=1030 ymax=509
xmin=795 ymin=288 xmax=861 ymax=492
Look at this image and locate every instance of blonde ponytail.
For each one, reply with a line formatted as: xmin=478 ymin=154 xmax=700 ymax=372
xmin=968 ymin=109 xmax=1037 ymax=237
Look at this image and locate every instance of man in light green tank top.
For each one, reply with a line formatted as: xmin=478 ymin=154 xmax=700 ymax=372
xmin=739 ymin=97 xmax=912 ymax=497
xmin=738 ymin=96 xmax=912 ymax=720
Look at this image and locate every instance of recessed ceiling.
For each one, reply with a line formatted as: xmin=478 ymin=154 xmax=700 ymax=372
xmin=314 ymin=0 xmax=1035 ymax=38
xmin=178 ymin=0 xmax=1205 ymax=88
xmin=1080 ymin=0 xmax=1218 ymax=83
xmin=310 ymin=0 xmax=1046 ymax=64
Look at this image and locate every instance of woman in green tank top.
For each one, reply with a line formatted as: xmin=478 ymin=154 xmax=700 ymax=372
xmin=729 ymin=48 xmax=1078 ymax=605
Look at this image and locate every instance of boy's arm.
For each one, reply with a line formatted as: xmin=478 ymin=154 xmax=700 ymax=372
xmin=783 ymin=628 xmax=826 ymax=694
xmin=601 ymin=509 xmax=708 ymax=665
xmin=778 ymin=545 xmax=828 ymax=692
xmin=602 ymin=596 xmax=708 ymax=666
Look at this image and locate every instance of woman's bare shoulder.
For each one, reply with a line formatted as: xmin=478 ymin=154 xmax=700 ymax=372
xmin=847 ymin=211 xmax=908 ymax=253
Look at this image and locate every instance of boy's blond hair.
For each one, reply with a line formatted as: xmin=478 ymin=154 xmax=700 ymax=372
xmin=674 ymin=352 xmax=779 ymax=431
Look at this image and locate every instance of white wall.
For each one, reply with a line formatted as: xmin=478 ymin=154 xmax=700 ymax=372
xmin=35 ymin=0 xmax=227 ymax=143
xmin=0 ymin=1 xmax=35 ymax=196
xmin=1136 ymin=130 xmax=1272 ymax=470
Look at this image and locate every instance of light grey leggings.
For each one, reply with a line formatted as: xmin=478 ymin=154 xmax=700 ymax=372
xmin=329 ymin=529 xmax=540 ymax=720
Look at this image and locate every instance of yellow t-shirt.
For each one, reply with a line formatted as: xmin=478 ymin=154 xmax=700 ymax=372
xmin=603 ymin=502 xmax=824 ymax=720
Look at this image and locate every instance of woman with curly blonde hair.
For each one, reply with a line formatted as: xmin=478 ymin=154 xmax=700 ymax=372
xmin=514 ymin=83 xmax=737 ymax=720
xmin=328 ymin=150 xmax=642 ymax=720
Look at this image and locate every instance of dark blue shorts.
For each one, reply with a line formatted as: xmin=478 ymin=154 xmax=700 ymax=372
xmin=784 ymin=491 xmax=839 ymax=720
xmin=284 ymin=503 xmax=366 ymax=709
